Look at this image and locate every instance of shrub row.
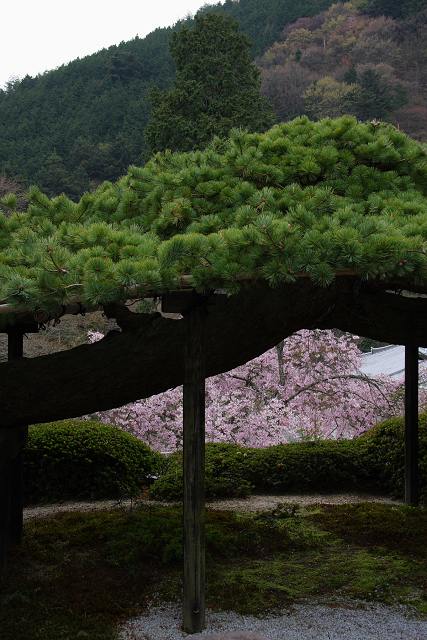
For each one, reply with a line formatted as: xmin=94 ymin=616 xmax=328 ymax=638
xmin=22 ymin=414 xmax=427 ymax=504
xmin=149 ymin=440 xmax=372 ymax=501
xmin=150 ymin=414 xmax=427 ymax=504
xmin=361 ymin=413 xmax=427 ymax=503
xmin=23 ymin=420 xmax=163 ymax=504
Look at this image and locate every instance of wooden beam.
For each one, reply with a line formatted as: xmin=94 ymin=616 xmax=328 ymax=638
xmin=405 ymin=345 xmax=419 ymax=506
xmin=0 ymin=270 xmax=359 ymax=319
xmin=182 ymin=304 xmax=206 ymax=634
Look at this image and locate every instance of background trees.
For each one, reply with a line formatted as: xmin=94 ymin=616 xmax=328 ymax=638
xmin=0 ymin=0 xmax=426 ymax=200
xmin=257 ymin=4 xmax=420 ymax=134
xmin=144 ymin=13 xmax=275 ymax=154
xmin=259 ymin=62 xmax=314 ymax=122
xmin=302 ymin=76 xmax=360 ymax=121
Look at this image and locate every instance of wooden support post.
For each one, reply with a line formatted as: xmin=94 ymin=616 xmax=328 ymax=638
xmin=7 ymin=326 xmax=24 ymax=360
xmin=0 ymin=466 xmax=9 ymax=570
xmin=8 ymin=327 xmax=27 ymax=547
xmin=182 ymin=305 xmax=206 ymax=634
xmin=405 ymin=345 xmax=419 ymax=506
xmin=3 ymin=326 xmax=31 ymax=559
xmin=9 ymin=450 xmax=25 ymax=545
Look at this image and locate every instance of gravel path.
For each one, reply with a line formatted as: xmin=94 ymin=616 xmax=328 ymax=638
xmin=23 ymin=491 xmax=403 ymax=520
xmin=118 ymin=600 xmax=427 ymax=640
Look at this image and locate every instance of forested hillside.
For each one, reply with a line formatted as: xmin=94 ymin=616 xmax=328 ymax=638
xmin=257 ymin=3 xmax=427 ymax=141
xmin=0 ymin=27 xmax=176 ymax=199
xmin=0 ymin=0 xmax=425 ymax=200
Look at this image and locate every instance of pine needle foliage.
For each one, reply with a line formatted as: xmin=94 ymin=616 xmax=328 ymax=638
xmin=1 ymin=116 xmax=427 ymax=317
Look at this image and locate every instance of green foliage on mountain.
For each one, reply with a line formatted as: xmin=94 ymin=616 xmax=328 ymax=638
xmin=198 ymin=0 xmax=337 ymax=58
xmin=0 ymin=27 xmax=175 ymax=199
xmin=367 ymin=0 xmax=427 ymax=20
xmin=302 ymin=68 xmax=408 ymax=122
xmin=145 ymin=13 xmax=275 ymax=154
xmin=1 ymin=116 xmax=427 ymax=321
xmin=0 ymin=0 xmax=338 ymax=200
xmin=0 ymin=0 xmax=425 ymax=201
xmin=257 ymin=3 xmax=427 ymax=140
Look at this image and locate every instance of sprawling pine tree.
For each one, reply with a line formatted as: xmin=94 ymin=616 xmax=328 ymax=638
xmin=1 ymin=116 xmax=427 ymax=426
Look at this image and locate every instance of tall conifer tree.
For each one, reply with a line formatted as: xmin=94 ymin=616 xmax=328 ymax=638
xmin=354 ymin=69 xmax=396 ymax=121
xmin=144 ymin=13 xmax=275 ymax=154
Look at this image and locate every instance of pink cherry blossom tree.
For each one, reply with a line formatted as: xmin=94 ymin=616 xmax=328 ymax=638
xmin=86 ymin=329 xmax=404 ymax=451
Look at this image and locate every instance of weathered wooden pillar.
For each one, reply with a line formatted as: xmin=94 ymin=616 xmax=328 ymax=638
xmin=0 ymin=462 xmax=10 ymax=570
xmin=182 ymin=305 xmax=206 ymax=634
xmin=7 ymin=327 xmax=27 ymax=547
xmin=405 ymin=345 xmax=419 ymax=506
xmin=7 ymin=327 xmax=27 ymax=546
xmin=0 ymin=324 xmax=37 ymax=569
xmin=7 ymin=326 xmax=24 ymax=360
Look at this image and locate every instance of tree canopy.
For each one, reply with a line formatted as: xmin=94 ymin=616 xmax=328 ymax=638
xmin=1 ymin=115 xmax=427 ymax=318
xmin=144 ymin=13 xmax=275 ymax=154
xmin=2 ymin=115 xmax=427 ymax=427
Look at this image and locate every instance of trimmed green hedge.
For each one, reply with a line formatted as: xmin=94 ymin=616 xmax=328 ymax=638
xmin=360 ymin=413 xmax=427 ymax=503
xmin=246 ymin=439 xmax=373 ymax=493
xmin=149 ymin=443 xmax=254 ymax=502
xmin=150 ymin=415 xmax=427 ymax=504
xmin=22 ymin=414 xmax=427 ymax=505
xmin=150 ymin=439 xmax=373 ymax=502
xmin=24 ymin=420 xmax=162 ymax=504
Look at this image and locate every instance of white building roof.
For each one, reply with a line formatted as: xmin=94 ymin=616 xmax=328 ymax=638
xmin=359 ymin=344 xmax=427 ymax=380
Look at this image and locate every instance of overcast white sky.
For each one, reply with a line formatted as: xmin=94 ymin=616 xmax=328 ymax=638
xmin=1 ymin=0 xmax=216 ymax=89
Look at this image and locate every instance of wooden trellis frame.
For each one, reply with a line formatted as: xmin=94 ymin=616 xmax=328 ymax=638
xmin=0 ymin=302 xmax=421 ymax=632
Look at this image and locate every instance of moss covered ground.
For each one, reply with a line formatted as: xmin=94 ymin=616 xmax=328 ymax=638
xmin=1 ymin=501 xmax=426 ymax=640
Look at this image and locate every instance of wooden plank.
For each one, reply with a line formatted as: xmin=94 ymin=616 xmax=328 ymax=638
xmin=9 ymin=452 xmax=24 ymax=545
xmin=5 ymin=328 xmax=28 ymax=556
xmin=6 ymin=326 xmax=24 ymax=359
xmin=405 ymin=345 xmax=419 ymax=506
xmin=182 ymin=305 xmax=206 ymax=634
xmin=0 ymin=466 xmax=9 ymax=571
xmin=162 ymin=291 xmax=228 ymax=314
xmin=162 ymin=291 xmax=197 ymax=314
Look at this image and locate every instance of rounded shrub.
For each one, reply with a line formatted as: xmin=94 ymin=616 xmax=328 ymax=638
xmin=150 ymin=439 xmax=379 ymax=501
xmin=24 ymin=420 xmax=163 ymax=504
xmin=150 ymin=442 xmax=253 ymax=502
xmin=360 ymin=413 xmax=427 ymax=504
xmin=246 ymin=439 xmax=370 ymax=493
